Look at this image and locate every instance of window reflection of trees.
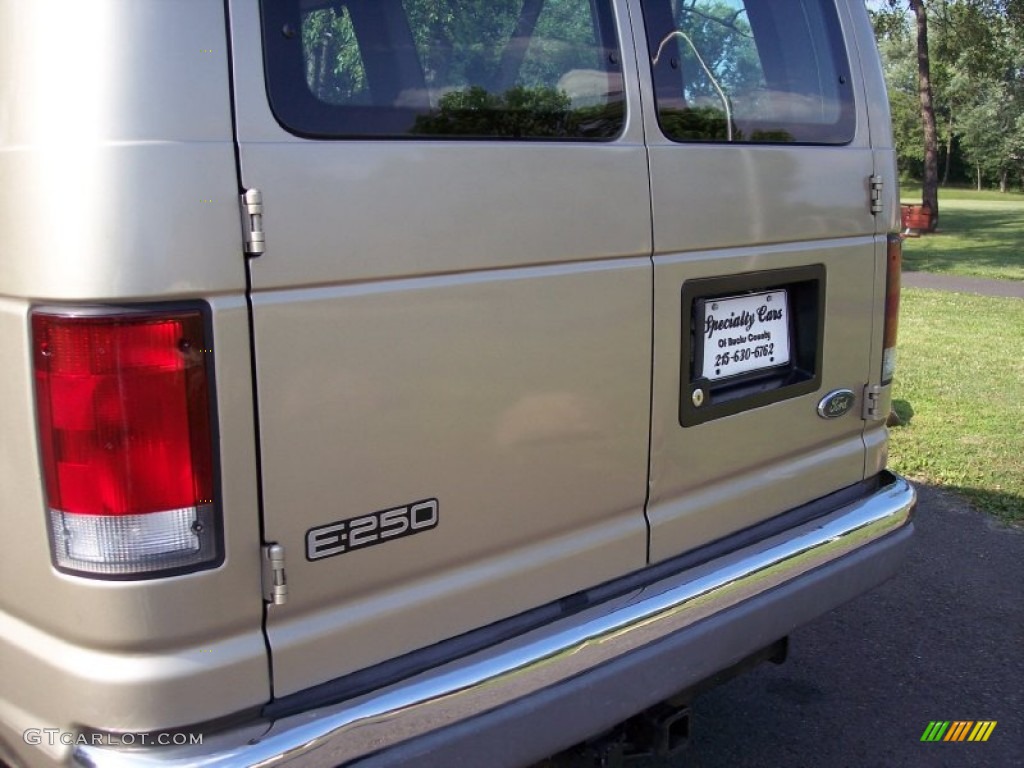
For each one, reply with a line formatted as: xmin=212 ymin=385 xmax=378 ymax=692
xmin=298 ymin=0 xmax=624 ymax=139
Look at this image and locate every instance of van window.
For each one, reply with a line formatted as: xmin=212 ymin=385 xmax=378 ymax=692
xmin=261 ymin=0 xmax=626 ymax=140
xmin=640 ymin=0 xmax=855 ymax=144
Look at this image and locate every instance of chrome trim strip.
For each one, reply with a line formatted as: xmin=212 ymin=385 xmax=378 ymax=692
xmin=75 ymin=474 xmax=914 ymax=768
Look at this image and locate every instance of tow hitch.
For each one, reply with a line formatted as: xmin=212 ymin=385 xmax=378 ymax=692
xmin=534 ymin=699 xmax=691 ymax=767
xmin=536 ymin=638 xmax=788 ymax=767
xmin=608 ymin=700 xmax=692 ymax=764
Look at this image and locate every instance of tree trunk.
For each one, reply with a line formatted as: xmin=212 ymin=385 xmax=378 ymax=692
xmin=909 ymin=0 xmax=940 ymax=231
xmin=977 ymin=163 xmax=982 ymax=191
xmin=317 ymin=35 xmax=331 ymax=99
xmin=497 ymin=0 xmax=545 ymax=91
xmin=1000 ymin=169 xmax=1008 ymax=193
xmin=942 ymin=112 xmax=954 ymax=186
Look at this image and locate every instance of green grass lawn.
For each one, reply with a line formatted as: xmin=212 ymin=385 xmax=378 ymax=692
xmin=889 ymin=289 xmax=1024 ymax=524
xmin=899 ymin=186 xmax=1024 ymax=281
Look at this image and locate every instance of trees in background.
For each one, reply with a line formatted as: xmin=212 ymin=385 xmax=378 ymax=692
xmin=909 ymin=0 xmax=940 ymax=229
xmin=871 ymin=0 xmax=1024 ymax=208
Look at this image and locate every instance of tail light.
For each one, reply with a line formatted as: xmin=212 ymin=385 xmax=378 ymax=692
xmin=882 ymin=234 xmax=902 ymax=384
xmin=32 ymin=307 xmax=221 ymax=578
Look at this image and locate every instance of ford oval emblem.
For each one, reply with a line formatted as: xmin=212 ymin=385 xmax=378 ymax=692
xmin=818 ymin=389 xmax=856 ymax=419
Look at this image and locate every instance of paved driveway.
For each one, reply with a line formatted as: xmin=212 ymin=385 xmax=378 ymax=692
xmin=545 ymin=483 xmax=1023 ymax=767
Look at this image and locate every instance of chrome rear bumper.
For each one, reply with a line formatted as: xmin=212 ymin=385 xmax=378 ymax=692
xmin=75 ymin=472 xmax=915 ymax=768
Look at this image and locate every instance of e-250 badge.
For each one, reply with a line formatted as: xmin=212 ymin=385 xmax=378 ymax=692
xmin=306 ymin=499 xmax=439 ymax=561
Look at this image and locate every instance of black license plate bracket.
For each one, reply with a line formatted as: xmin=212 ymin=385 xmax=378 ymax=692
xmin=679 ymin=266 xmax=825 ymax=427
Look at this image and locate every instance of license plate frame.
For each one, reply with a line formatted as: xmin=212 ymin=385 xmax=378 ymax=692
xmin=679 ymin=266 xmax=826 ymax=428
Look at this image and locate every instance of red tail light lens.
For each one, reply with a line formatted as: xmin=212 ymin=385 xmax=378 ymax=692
xmin=32 ymin=307 xmax=220 ymax=577
xmin=882 ymin=235 xmax=902 ymax=383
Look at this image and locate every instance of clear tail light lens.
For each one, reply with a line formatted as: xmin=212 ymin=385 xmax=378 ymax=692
xmin=32 ymin=307 xmax=220 ymax=578
xmin=882 ymin=234 xmax=902 ymax=384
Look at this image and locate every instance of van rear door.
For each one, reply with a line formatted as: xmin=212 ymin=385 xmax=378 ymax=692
xmin=634 ymin=0 xmax=879 ymax=561
xmin=228 ymin=0 xmax=653 ymax=697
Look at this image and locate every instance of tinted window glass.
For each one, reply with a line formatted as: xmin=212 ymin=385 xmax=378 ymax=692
xmin=262 ymin=0 xmax=626 ymax=140
xmin=640 ymin=0 xmax=855 ymax=144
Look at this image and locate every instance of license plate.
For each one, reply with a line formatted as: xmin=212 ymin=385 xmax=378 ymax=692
xmin=700 ymin=290 xmax=791 ymax=381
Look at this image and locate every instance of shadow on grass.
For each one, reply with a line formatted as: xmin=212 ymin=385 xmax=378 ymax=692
xmin=902 ymin=208 xmax=1024 ymax=278
xmin=946 ymin=485 xmax=1024 ymax=528
xmin=891 ymin=399 xmax=915 ymax=427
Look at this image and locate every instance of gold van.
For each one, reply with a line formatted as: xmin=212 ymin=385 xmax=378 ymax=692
xmin=0 ymin=1 xmax=914 ymax=765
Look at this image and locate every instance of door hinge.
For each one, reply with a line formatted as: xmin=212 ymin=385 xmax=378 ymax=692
xmin=862 ymin=384 xmax=885 ymax=421
xmin=241 ymin=188 xmax=266 ymax=257
xmin=869 ymin=175 xmax=884 ymax=215
xmin=262 ymin=543 xmax=289 ymax=605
